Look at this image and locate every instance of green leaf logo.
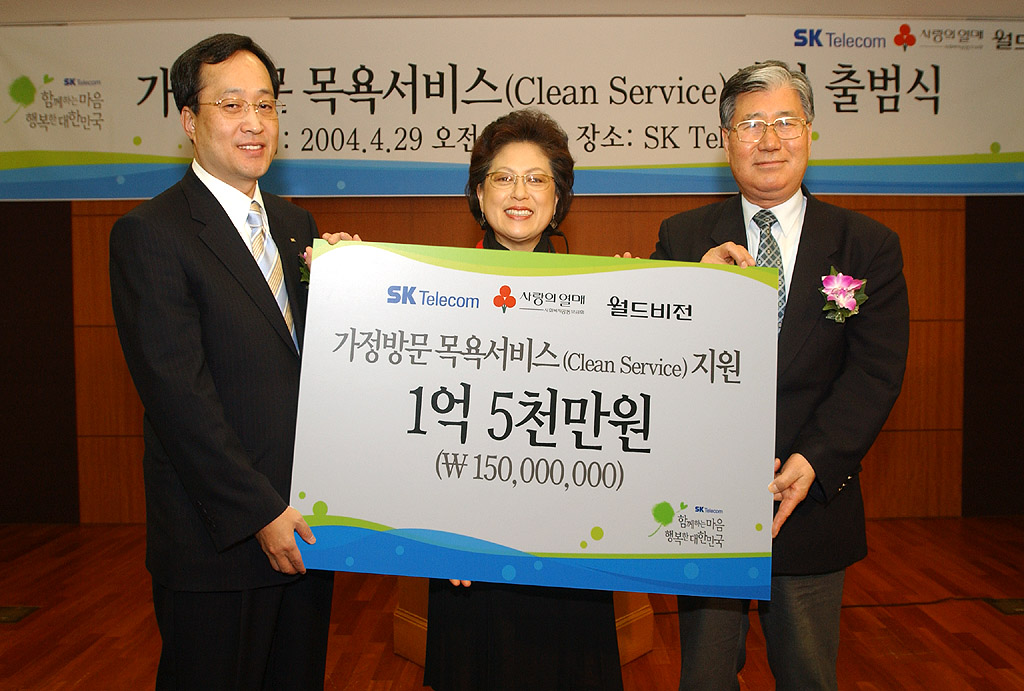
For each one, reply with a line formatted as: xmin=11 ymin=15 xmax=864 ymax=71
xmin=649 ymin=501 xmax=676 ymax=537
xmin=6 ymin=76 xmax=37 ymax=124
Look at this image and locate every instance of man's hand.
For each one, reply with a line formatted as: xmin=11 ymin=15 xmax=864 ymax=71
xmin=701 ymin=242 xmax=755 ymax=267
xmin=449 ymin=579 xmax=472 ymax=587
xmin=255 ymin=506 xmax=315 ymax=574
xmin=768 ymin=453 xmax=815 ymax=538
xmin=303 ymin=231 xmax=363 ymax=269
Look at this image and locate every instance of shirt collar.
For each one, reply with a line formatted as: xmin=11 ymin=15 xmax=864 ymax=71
xmin=740 ymin=189 xmax=804 ymax=237
xmin=191 ymin=160 xmax=266 ymax=231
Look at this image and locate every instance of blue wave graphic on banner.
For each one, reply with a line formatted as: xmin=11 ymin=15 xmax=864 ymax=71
xmin=1 ymin=160 xmax=1021 ymax=199
xmin=298 ymin=524 xmax=771 ymax=599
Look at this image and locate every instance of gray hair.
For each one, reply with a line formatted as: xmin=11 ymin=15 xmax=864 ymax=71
xmin=719 ymin=60 xmax=814 ymax=130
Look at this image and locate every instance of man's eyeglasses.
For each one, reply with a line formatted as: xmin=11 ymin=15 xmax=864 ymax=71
xmin=485 ymin=172 xmax=555 ymax=190
xmin=729 ymin=116 xmax=809 ymax=143
xmin=198 ymin=98 xmax=284 ymax=119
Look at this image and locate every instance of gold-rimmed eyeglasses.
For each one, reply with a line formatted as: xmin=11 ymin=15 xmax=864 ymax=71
xmin=729 ymin=116 xmax=809 ymax=143
xmin=485 ymin=172 xmax=555 ymax=190
xmin=197 ymin=98 xmax=284 ymax=119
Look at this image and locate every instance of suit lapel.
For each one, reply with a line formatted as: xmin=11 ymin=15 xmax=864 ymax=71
xmin=711 ymin=195 xmax=747 ymax=248
xmin=181 ymin=170 xmax=299 ymax=355
xmin=778 ymin=189 xmax=840 ymax=375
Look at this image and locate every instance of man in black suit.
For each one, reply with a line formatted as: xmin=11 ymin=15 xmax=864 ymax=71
xmin=652 ymin=61 xmax=909 ymax=690
xmin=110 ymin=34 xmax=341 ymax=689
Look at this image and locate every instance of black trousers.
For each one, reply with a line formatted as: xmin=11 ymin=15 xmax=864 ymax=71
xmin=152 ymin=570 xmax=334 ymax=691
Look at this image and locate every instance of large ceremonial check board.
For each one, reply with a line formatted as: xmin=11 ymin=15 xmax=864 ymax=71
xmin=292 ymin=242 xmax=777 ymax=599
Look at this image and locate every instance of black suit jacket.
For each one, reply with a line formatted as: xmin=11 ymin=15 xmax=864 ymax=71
xmin=652 ymin=187 xmax=909 ymax=575
xmin=110 ymin=168 xmax=317 ymax=591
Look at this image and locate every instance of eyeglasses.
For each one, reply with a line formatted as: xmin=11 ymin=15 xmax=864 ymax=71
xmin=485 ymin=172 xmax=555 ymax=190
xmin=485 ymin=169 xmax=557 ymax=188
xmin=197 ymin=98 xmax=284 ymax=119
xmin=729 ymin=116 xmax=809 ymax=143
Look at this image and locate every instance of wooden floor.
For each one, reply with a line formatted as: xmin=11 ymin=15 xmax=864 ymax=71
xmin=1 ymin=517 xmax=1023 ymax=690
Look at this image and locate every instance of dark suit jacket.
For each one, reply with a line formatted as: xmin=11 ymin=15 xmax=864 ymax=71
xmin=110 ymin=168 xmax=317 ymax=591
xmin=652 ymin=187 xmax=909 ymax=575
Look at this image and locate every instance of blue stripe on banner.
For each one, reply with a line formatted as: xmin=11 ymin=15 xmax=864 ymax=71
xmin=298 ymin=524 xmax=772 ymax=599
xmin=1 ymin=160 xmax=1022 ymax=199
xmin=263 ymin=159 xmax=470 ymax=196
xmin=802 ymin=162 xmax=1024 ymax=195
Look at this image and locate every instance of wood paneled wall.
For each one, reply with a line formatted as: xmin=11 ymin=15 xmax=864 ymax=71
xmin=963 ymin=196 xmax=1024 ymax=517
xmin=72 ymin=194 xmax=963 ymax=522
xmin=1 ymin=202 xmax=79 ymax=523
xmin=72 ymin=201 xmax=147 ymax=523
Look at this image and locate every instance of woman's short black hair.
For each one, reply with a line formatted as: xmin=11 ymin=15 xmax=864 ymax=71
xmin=466 ymin=109 xmax=574 ymax=228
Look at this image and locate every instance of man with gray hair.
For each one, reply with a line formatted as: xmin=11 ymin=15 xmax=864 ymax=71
xmin=651 ymin=60 xmax=909 ymax=689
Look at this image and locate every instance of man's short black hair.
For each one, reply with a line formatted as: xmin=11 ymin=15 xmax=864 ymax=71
xmin=171 ymin=33 xmax=280 ymax=113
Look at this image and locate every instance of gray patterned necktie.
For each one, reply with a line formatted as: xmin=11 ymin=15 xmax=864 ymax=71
xmin=753 ymin=209 xmax=786 ymax=332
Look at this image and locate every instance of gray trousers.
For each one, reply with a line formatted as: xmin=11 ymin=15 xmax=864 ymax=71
xmin=678 ymin=570 xmax=845 ymax=691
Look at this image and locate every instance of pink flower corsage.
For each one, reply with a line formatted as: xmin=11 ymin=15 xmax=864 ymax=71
xmin=820 ymin=267 xmax=867 ymax=323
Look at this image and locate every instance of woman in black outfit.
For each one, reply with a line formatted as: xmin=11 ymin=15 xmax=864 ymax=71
xmin=422 ymin=109 xmax=624 ymax=691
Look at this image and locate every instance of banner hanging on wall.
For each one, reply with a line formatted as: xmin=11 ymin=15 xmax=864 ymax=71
xmin=1 ymin=16 xmax=1022 ymax=199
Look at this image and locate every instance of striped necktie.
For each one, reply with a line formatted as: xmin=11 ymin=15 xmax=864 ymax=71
xmin=246 ymin=201 xmax=296 ymax=346
xmin=753 ymin=209 xmax=786 ymax=333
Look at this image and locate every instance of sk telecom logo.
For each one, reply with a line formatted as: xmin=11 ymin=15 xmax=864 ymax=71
xmin=493 ymin=285 xmax=516 ymax=313
xmin=895 ymin=24 xmax=916 ymax=51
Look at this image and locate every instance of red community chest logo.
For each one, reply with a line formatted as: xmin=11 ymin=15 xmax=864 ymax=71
xmin=493 ymin=285 xmax=516 ymax=312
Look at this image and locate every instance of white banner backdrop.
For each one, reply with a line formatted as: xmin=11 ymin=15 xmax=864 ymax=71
xmin=1 ymin=16 xmax=1022 ymax=198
